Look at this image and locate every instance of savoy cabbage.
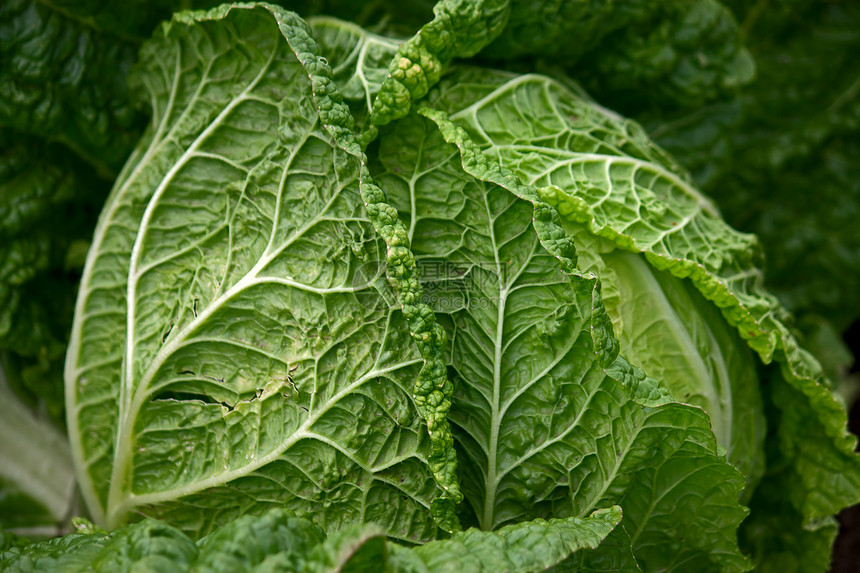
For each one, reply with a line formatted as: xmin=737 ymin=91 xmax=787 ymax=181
xmin=1 ymin=1 xmax=858 ymax=571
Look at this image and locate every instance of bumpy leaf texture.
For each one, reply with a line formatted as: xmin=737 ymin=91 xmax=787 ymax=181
xmin=417 ymin=67 xmax=860 ymax=568
xmin=308 ymin=16 xmax=400 ymax=133
xmin=369 ymin=112 xmax=750 ymax=571
xmin=0 ymin=131 xmax=106 ymax=422
xmin=0 ymin=507 xmax=624 ymax=572
xmin=370 ymin=0 xmax=512 ymax=126
xmin=484 ymin=0 xmax=754 ymax=111
xmin=366 ymin=0 xmax=755 ymax=126
xmin=0 ymin=519 xmax=196 ymax=573
xmin=187 ymin=508 xmax=327 ymax=571
xmin=0 ymin=0 xmax=175 ymax=172
xmin=387 ymin=506 xmax=624 ymax=573
xmin=587 ymin=246 xmax=766 ymax=497
xmin=64 ymin=4 xmax=458 ymax=539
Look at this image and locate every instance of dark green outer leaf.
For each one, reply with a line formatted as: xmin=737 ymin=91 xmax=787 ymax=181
xmin=738 ymin=436 xmax=840 ymax=573
xmin=0 ymin=520 xmax=194 ymax=573
xmin=0 ymin=507 xmax=624 ymax=572
xmin=90 ymin=520 xmax=198 ymax=572
xmin=485 ymin=0 xmax=754 ymax=111
xmin=191 ymin=509 xmax=325 ymax=572
xmin=272 ymin=0 xmax=437 ymax=37
xmin=0 ymin=531 xmax=112 ymax=572
xmin=303 ymin=522 xmax=386 ymax=573
xmin=646 ymin=1 xmax=860 ymax=332
xmin=0 ymin=129 xmax=109 ymax=423
xmin=546 ymin=524 xmax=641 ymax=572
xmin=0 ymin=0 xmax=172 ymax=173
xmin=388 ymin=507 xmax=623 ymax=573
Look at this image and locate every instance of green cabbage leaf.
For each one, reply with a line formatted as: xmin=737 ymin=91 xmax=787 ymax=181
xmin=1 ymin=507 xmax=625 ymax=572
xmin=3 ymin=1 xmax=858 ymax=571
xmin=414 ymin=66 xmax=860 ymax=567
xmin=369 ymin=111 xmax=751 ymax=571
xmin=64 ymin=3 xmax=459 ymax=538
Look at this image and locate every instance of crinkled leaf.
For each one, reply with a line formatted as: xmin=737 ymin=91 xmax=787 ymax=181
xmin=0 ymin=0 xmax=175 ymax=173
xmin=0 ymin=530 xmax=30 ymax=552
xmin=304 ymin=522 xmax=386 ymax=573
xmin=192 ymin=508 xmax=325 ymax=572
xmin=583 ymin=0 xmax=754 ymax=110
xmin=0 ymin=507 xmax=624 ymax=572
xmin=370 ymin=0 xmax=511 ymax=126
xmin=90 ymin=520 xmax=197 ymax=572
xmin=194 ymin=511 xmax=388 ymax=573
xmin=0 ymin=520 xmax=195 ymax=573
xmin=739 ymin=446 xmax=840 ymax=573
xmin=371 ymin=112 xmax=749 ymax=571
xmin=0 ymin=530 xmax=112 ymax=572
xmin=64 ymin=3 xmax=458 ymax=539
xmin=418 ymin=67 xmax=860 ymax=556
xmin=309 ymin=16 xmax=400 ymax=134
xmin=388 ymin=507 xmax=623 ymax=573
xmin=0 ymin=130 xmax=109 ymax=423
xmin=547 ymin=524 xmax=641 ymax=573
xmin=483 ymin=0 xmax=753 ymax=111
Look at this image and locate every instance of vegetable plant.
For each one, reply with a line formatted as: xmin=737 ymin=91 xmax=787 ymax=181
xmin=1 ymin=1 xmax=858 ymax=571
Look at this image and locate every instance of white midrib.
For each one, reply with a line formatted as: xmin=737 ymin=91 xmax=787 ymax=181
xmin=106 ymin=100 xmax=366 ymax=526
xmin=406 ymin=127 xmax=429 ymax=243
xmin=105 ymin=357 xmax=421 ymax=525
xmin=126 ymin=231 xmax=357 ymax=401
xmin=481 ymin=285 xmax=507 ymax=531
xmin=122 ymin=49 xmax=278 ymax=415
xmin=506 ymin=145 xmax=720 ymax=219
xmin=480 ymin=194 xmax=507 ymax=531
xmin=105 ymin=163 xmax=341 ymax=526
xmin=448 ymin=73 xmax=541 ymax=127
xmin=356 ymin=34 xmax=374 ymax=113
xmin=64 ymin=47 xmax=186 ymax=527
xmin=127 ymin=113 xmax=338 ymax=398
xmin=107 ymin=48 xmax=278 ymax=523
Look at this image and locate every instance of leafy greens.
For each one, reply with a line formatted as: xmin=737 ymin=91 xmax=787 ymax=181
xmin=2 ymin=0 xmax=858 ymax=571
xmin=0 ymin=506 xmax=625 ymax=572
xmin=63 ymin=3 xmax=459 ymax=538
